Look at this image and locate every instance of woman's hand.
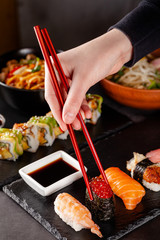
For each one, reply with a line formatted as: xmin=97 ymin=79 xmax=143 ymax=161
xmin=45 ymin=28 xmax=133 ymax=131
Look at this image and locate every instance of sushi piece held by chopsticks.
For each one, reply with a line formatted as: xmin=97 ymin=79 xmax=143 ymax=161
xmin=104 ymin=167 xmax=145 ymax=210
xmin=54 ymin=192 xmax=102 ymax=238
xmin=46 ymin=111 xmax=68 ymax=139
xmin=86 ymin=94 xmax=103 ymax=124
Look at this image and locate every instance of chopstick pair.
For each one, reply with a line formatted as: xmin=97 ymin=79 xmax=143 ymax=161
xmin=34 ymin=25 xmax=109 ymax=200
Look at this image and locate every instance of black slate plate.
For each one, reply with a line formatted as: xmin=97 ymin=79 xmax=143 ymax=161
xmin=0 ymin=98 xmax=132 ymax=188
xmin=3 ymin=179 xmax=160 ymax=240
xmin=3 ymin=117 xmax=160 ymax=240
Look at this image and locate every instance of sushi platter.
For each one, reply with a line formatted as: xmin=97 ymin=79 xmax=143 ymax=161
xmin=1 ymin=84 xmax=160 ymax=239
xmin=3 ymin=117 xmax=160 ymax=239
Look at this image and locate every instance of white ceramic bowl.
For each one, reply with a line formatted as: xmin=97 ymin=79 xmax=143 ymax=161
xmin=19 ymin=150 xmax=87 ymax=196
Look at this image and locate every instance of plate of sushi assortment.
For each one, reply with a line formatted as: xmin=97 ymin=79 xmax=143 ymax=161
xmin=1 ymin=91 xmax=160 ymax=239
xmin=53 ymin=148 xmax=160 ymax=238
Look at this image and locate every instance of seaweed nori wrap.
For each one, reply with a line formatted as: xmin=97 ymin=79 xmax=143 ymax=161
xmin=133 ymin=158 xmax=154 ymax=182
xmin=85 ymin=177 xmax=114 ymax=221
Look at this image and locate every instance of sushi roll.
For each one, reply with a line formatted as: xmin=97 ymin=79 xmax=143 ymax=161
xmin=0 ymin=128 xmax=23 ymax=161
xmin=127 ymin=152 xmax=160 ymax=192
xmin=86 ymin=94 xmax=103 ymax=124
xmin=54 ymin=192 xmax=102 ymax=238
xmin=28 ymin=116 xmax=56 ymax=146
xmin=85 ymin=176 xmax=114 ymax=221
xmin=13 ymin=122 xmax=39 ymax=152
xmin=46 ymin=111 xmax=69 ymax=139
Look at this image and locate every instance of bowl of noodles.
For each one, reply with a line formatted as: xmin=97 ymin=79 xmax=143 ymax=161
xmin=0 ymin=48 xmax=49 ymax=114
xmin=101 ymin=52 xmax=160 ymax=110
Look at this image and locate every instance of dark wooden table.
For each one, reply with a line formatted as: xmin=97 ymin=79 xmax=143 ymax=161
xmin=0 ymin=83 xmax=160 ymax=240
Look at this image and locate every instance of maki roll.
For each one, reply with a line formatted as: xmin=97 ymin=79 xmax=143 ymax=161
xmin=28 ymin=116 xmax=56 ymax=146
xmin=13 ymin=122 xmax=39 ymax=152
xmin=0 ymin=128 xmax=23 ymax=161
xmin=127 ymin=152 xmax=160 ymax=191
xmin=85 ymin=177 xmax=114 ymax=221
xmin=86 ymin=94 xmax=103 ymax=124
xmin=46 ymin=111 xmax=69 ymax=139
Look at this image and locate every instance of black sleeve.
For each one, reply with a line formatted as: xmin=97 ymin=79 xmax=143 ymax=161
xmin=110 ymin=0 xmax=160 ymax=67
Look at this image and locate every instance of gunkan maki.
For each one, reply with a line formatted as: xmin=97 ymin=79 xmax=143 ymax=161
xmin=85 ymin=176 xmax=114 ymax=221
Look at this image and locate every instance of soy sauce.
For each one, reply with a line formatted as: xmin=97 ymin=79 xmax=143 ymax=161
xmin=28 ymin=158 xmax=78 ymax=187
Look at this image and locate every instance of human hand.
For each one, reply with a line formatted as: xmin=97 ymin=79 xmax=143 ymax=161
xmin=45 ymin=28 xmax=132 ymax=131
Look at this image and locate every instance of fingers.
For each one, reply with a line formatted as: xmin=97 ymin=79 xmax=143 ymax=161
xmin=45 ymin=56 xmax=91 ymax=131
xmin=45 ymin=63 xmax=67 ymax=131
xmin=62 ymin=74 xmax=89 ymax=127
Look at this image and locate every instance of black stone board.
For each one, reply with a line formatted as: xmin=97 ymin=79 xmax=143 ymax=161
xmin=0 ymin=98 xmax=132 ymax=188
xmin=3 ymin=179 xmax=160 ymax=240
xmin=3 ymin=117 xmax=160 ymax=240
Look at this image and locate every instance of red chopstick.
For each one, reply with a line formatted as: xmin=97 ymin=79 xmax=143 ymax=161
xmin=34 ymin=25 xmax=109 ymax=200
xmin=41 ymin=28 xmax=109 ymax=186
xmin=34 ymin=25 xmax=93 ymax=200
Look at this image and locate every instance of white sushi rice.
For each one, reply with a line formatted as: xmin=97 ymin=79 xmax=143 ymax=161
xmin=54 ymin=205 xmax=83 ymax=232
xmin=57 ymin=130 xmax=69 ymax=140
xmin=24 ymin=124 xmax=39 ymax=152
xmin=142 ymin=179 xmax=160 ymax=192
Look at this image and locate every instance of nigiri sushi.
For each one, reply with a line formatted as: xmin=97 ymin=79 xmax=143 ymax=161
xmin=86 ymin=94 xmax=103 ymax=124
xmin=54 ymin=192 xmax=102 ymax=238
xmin=127 ymin=152 xmax=160 ymax=191
xmin=13 ymin=122 xmax=39 ymax=152
xmin=85 ymin=176 xmax=114 ymax=221
xmin=146 ymin=148 xmax=160 ymax=163
xmin=28 ymin=116 xmax=56 ymax=146
xmin=0 ymin=128 xmax=23 ymax=161
xmin=104 ymin=167 xmax=145 ymax=210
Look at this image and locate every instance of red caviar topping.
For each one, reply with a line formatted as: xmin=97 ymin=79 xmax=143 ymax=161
xmin=90 ymin=177 xmax=113 ymax=199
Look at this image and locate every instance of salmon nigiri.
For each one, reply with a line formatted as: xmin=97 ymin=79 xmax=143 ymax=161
xmin=54 ymin=193 xmax=102 ymax=238
xmin=104 ymin=167 xmax=145 ymax=210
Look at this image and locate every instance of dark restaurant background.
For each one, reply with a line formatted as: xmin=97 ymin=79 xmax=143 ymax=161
xmin=0 ymin=0 xmax=141 ymax=55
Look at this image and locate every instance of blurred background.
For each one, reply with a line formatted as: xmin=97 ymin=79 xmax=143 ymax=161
xmin=0 ymin=0 xmax=141 ymax=55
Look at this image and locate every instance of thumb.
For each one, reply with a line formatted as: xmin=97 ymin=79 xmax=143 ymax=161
xmin=62 ymin=76 xmax=87 ymax=124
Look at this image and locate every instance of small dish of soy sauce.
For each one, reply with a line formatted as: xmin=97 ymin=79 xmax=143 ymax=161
xmin=19 ymin=150 xmax=87 ymax=196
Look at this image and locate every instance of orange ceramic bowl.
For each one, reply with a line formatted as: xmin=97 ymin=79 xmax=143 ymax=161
xmin=101 ymin=78 xmax=160 ymax=110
